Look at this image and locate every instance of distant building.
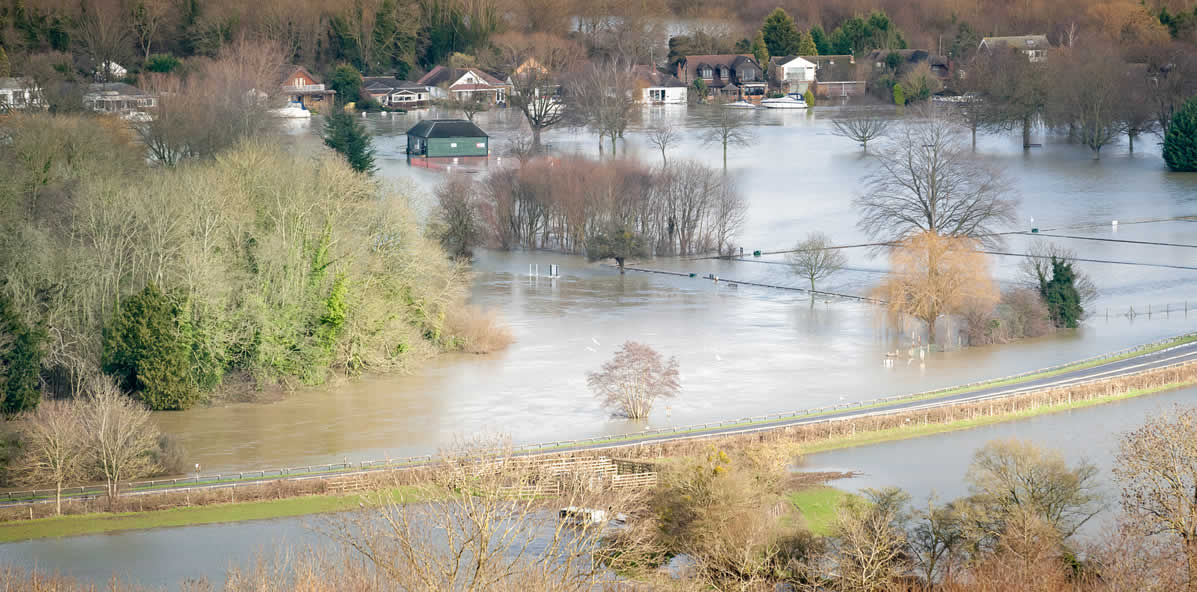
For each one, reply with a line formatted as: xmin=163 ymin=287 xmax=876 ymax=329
xmin=362 ymin=78 xmax=439 ymax=108
xmin=864 ymin=49 xmax=951 ymax=82
xmin=979 ymin=35 xmax=1051 ymax=62
xmin=801 ymin=55 xmax=866 ymax=98
xmin=418 ymin=66 xmax=510 ymax=104
xmin=675 ymin=54 xmax=766 ymax=99
xmin=768 ymin=55 xmax=817 ymax=93
xmin=406 ymin=119 xmax=489 ymax=158
xmin=278 ymin=65 xmax=336 ymax=112
xmin=83 ymin=82 xmax=155 ymax=114
xmin=631 ymin=66 xmax=687 ymax=104
xmin=0 ymin=77 xmax=42 ymax=110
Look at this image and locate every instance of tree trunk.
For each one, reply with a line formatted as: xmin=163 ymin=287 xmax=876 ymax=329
xmin=56 ymin=482 xmax=62 ymax=515
xmin=810 ymin=277 xmax=816 ymax=300
xmin=927 ymin=317 xmax=937 ymax=346
xmin=1022 ymin=116 xmax=1032 ymax=149
xmin=722 ymin=142 xmax=728 ymax=169
xmin=616 ymin=257 xmax=625 ymax=273
xmin=1128 ymin=132 xmax=1135 ymax=153
xmin=610 ymin=135 xmax=617 ymax=156
xmin=532 ymin=127 xmax=542 ymax=152
xmin=971 ymin=127 xmax=977 ymax=150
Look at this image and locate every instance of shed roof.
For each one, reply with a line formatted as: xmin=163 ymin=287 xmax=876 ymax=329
xmin=980 ymin=35 xmax=1050 ymax=50
xmin=630 ymin=65 xmax=686 ymax=88
xmin=406 ymin=119 xmax=488 ymax=139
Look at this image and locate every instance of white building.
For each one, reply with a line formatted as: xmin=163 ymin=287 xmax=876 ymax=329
xmin=631 ymin=66 xmax=688 ymax=104
xmin=768 ymin=56 xmax=817 ymax=93
xmin=0 ymin=77 xmax=43 ymax=110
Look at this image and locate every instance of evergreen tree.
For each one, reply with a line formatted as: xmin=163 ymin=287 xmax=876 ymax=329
xmin=1040 ymin=257 xmax=1083 ymax=328
xmin=750 ymin=31 xmax=769 ymax=70
xmin=323 ymin=110 xmax=377 ymax=174
xmin=369 ymin=0 xmax=418 ymax=77
xmin=329 ymin=65 xmax=365 ymax=105
xmin=0 ymin=46 xmax=10 ymax=78
xmin=761 ymin=8 xmax=802 ymax=57
xmin=797 ymin=32 xmax=818 ymax=56
xmin=0 ymin=293 xmax=45 ymax=416
xmin=810 ymin=25 xmax=830 ymax=55
xmin=1163 ymin=97 xmax=1197 ymax=172
xmin=804 ymin=89 xmax=815 ymax=106
xmin=893 ymin=83 xmax=905 ymax=106
xmin=102 ymin=284 xmax=199 ymax=411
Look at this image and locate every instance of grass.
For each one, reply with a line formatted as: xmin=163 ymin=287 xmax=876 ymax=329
xmin=0 ymin=486 xmax=425 ymax=543
xmin=788 ymin=486 xmax=851 ymax=536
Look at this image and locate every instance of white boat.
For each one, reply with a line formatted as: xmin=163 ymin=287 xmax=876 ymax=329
xmin=761 ymin=96 xmax=807 ymax=109
xmin=271 ymin=104 xmax=312 ymax=119
xmin=722 ymin=100 xmax=756 ymax=109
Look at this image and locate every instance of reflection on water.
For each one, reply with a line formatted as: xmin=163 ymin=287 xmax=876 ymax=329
xmin=799 ymin=385 xmax=1197 ymax=536
xmin=157 ymin=106 xmax=1197 ymax=473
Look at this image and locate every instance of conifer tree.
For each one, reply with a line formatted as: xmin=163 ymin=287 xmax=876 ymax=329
xmin=1164 ymin=97 xmax=1197 ymax=172
xmin=324 ymin=109 xmax=378 ymax=175
xmin=761 ymin=8 xmax=802 ymax=57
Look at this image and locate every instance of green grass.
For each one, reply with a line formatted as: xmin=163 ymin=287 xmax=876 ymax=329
xmin=788 ymin=486 xmax=851 ymax=536
xmin=0 ymin=486 xmax=425 ymax=543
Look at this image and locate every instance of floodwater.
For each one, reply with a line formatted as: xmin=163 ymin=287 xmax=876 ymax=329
xmin=153 ymin=105 xmax=1197 ymax=473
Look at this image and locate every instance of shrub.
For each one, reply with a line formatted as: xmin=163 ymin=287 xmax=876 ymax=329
xmin=444 ymin=306 xmax=513 ymax=354
xmin=893 ymin=83 xmax=906 ymax=106
xmin=101 ymin=283 xmax=201 ymax=410
xmin=1163 ymin=97 xmax=1197 ymax=172
xmin=328 ymin=64 xmax=364 ymax=105
xmin=804 ymin=89 xmax=815 ymax=106
xmin=144 ymin=53 xmax=181 ymax=73
xmin=1041 ymin=257 xmax=1083 ymax=328
xmin=323 ymin=109 xmax=377 ymax=174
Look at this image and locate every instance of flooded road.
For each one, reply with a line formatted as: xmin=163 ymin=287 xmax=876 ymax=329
xmin=152 ymin=106 xmax=1197 ymax=473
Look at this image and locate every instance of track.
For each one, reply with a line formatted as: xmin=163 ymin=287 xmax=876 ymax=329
xmin=5 ymin=337 xmax=1197 ymax=508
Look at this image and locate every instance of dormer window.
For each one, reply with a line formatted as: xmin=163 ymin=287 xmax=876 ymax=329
xmin=700 ymin=66 xmax=713 ymax=79
xmin=719 ymin=66 xmax=729 ymax=79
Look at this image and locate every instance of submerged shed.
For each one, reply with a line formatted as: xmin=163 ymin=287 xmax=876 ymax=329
xmin=405 ymin=119 xmax=489 ymax=158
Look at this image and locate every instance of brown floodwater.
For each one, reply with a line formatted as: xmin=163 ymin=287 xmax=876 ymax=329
xmin=153 ymin=106 xmax=1197 ymax=473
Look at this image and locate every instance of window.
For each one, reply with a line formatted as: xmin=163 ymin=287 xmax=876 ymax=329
xmin=476 ymin=142 xmax=485 ymax=148
xmin=450 ymin=142 xmax=458 ymax=148
xmin=740 ymin=69 xmax=755 ymax=81
xmin=650 ymin=89 xmax=665 ymax=101
xmin=719 ymin=66 xmax=729 ymax=79
xmin=12 ymin=90 xmax=24 ymax=106
xmin=700 ymin=66 xmax=713 ymax=79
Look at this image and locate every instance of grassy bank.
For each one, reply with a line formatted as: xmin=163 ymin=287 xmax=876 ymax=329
xmin=788 ymin=486 xmax=851 ymax=536
xmin=0 ymin=486 xmax=422 ymax=543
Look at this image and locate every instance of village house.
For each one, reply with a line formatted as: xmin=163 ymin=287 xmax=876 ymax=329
xmin=83 ymin=82 xmax=155 ymax=114
xmin=418 ymin=66 xmax=511 ymax=104
xmin=767 ymin=55 xmax=817 ymax=94
xmin=864 ymin=49 xmax=951 ymax=81
xmin=631 ymin=65 xmax=687 ymax=104
xmin=405 ymin=119 xmax=489 ymax=158
xmin=979 ymin=35 xmax=1051 ymax=62
xmin=675 ymin=54 xmax=766 ymax=100
xmin=0 ymin=77 xmax=43 ymax=110
xmin=801 ymin=54 xmax=866 ymax=98
xmin=362 ymin=77 xmax=440 ymax=108
xmin=278 ymin=65 xmax=336 ymax=112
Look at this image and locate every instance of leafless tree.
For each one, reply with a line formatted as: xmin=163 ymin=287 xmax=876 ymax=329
xmin=1019 ymin=241 xmax=1098 ymax=312
xmin=786 ymin=232 xmax=847 ymax=298
xmin=136 ymin=73 xmax=197 ymax=166
xmin=444 ymin=92 xmax=488 ymax=122
xmin=647 ymin=123 xmax=677 ymax=167
xmin=1114 ymin=405 xmax=1197 ymax=591
xmin=494 ymin=33 xmax=584 ymax=151
xmin=855 ymin=115 xmax=1017 ymax=247
xmin=325 ymin=436 xmax=645 ymax=591
xmin=709 ymin=178 xmax=746 ymax=257
xmin=833 ymin=488 xmax=911 ymax=592
xmin=1047 ymin=45 xmax=1125 ymax=157
xmin=1119 ymin=65 xmax=1159 ymax=153
xmin=12 ymin=401 xmax=86 ymax=514
xmin=129 ymin=0 xmax=172 ymax=60
xmin=432 ymin=174 xmax=481 ymax=259
xmin=830 ymin=109 xmax=892 ymax=152
xmin=505 ymin=132 xmax=535 ymax=166
xmin=568 ymin=60 xmax=638 ymax=155
xmin=909 ymin=497 xmax=965 ymax=586
xmin=983 ymin=48 xmax=1049 ymax=149
xmin=701 ymin=108 xmax=753 ymax=169
xmin=79 ymin=376 xmax=161 ymax=499
xmin=1142 ymin=43 xmax=1197 ymax=137
xmin=587 ymin=341 xmax=680 ymax=419
xmin=74 ymin=0 xmax=134 ymax=81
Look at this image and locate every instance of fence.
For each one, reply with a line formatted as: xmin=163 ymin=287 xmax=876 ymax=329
xmin=1102 ymin=301 xmax=1194 ymax=321
xmin=5 ymin=332 xmax=1195 ymax=508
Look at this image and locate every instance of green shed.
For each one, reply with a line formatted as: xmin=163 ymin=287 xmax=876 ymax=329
xmin=405 ymin=119 xmax=489 ymax=158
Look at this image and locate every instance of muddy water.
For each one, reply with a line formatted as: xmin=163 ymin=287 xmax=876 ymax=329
xmin=153 ymin=106 xmax=1197 ymax=473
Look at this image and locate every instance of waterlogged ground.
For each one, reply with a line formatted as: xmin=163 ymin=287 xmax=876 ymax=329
xmin=154 ymin=106 xmax=1197 ymax=473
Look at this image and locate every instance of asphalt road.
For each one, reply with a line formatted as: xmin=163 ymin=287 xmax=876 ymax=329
xmin=5 ymin=338 xmax=1196 ymax=507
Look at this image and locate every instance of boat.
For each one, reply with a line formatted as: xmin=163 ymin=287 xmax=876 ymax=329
xmin=761 ymin=95 xmax=807 ymax=109
xmin=271 ymin=104 xmax=312 ymax=119
xmin=722 ymin=100 xmax=756 ymax=109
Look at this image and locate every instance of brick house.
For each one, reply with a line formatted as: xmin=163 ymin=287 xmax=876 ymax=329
xmin=675 ymin=54 xmax=767 ymax=100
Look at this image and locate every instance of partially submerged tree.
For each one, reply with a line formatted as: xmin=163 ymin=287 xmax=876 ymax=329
xmin=1047 ymin=45 xmax=1125 ymax=157
xmin=587 ymin=224 xmax=646 ymax=272
xmin=444 ymin=91 xmax=488 ymax=122
xmin=569 ymin=59 xmax=637 ymax=154
xmin=324 ymin=109 xmax=378 ymax=174
xmin=1164 ymin=97 xmax=1197 ymax=172
xmin=494 ymin=32 xmax=584 ymax=151
xmin=587 ymin=341 xmax=680 ymax=419
xmin=786 ymin=231 xmax=847 ymax=298
xmin=876 ymin=232 xmax=999 ymax=345
xmin=830 ymin=109 xmax=892 ymax=151
xmin=701 ymin=108 xmax=753 ymax=169
xmin=856 ymin=115 xmax=1017 ymax=247
xmin=432 ymin=175 xmax=481 ymax=259
xmin=647 ymin=123 xmax=677 ymax=167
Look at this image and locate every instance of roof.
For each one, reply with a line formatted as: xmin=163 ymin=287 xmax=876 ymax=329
xmin=800 ymin=55 xmax=861 ymax=82
xmin=865 ymin=49 xmax=932 ymax=63
xmin=980 ymin=35 xmax=1050 ymax=50
xmin=277 ymin=64 xmax=322 ymax=86
xmin=0 ymin=77 xmax=36 ymax=90
xmin=769 ymin=55 xmax=816 ymax=69
xmin=85 ymin=82 xmax=150 ymax=97
xmin=677 ymin=54 xmax=761 ymax=80
xmin=630 ymin=65 xmax=686 ymax=88
xmin=418 ymin=66 xmax=505 ymax=88
xmin=406 ymin=119 xmax=488 ymax=139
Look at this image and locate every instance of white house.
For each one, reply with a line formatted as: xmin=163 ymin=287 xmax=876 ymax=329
xmin=0 ymin=77 xmax=43 ymax=110
xmin=768 ymin=56 xmax=817 ymax=93
xmin=631 ymin=66 xmax=688 ymax=104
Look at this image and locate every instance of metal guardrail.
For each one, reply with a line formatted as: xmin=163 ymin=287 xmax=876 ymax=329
xmin=4 ymin=333 xmax=1195 ymax=507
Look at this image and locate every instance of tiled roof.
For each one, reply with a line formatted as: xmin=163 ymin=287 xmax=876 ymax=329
xmin=405 ymin=119 xmax=488 ymax=138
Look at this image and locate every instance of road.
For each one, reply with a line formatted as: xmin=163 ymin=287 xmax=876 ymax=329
xmin=4 ymin=336 xmax=1196 ymax=507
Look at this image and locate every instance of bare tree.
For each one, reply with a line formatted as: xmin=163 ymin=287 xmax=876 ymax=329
xmin=856 ymin=115 xmax=1017 ymax=247
xmin=79 ymin=376 xmax=161 ymax=499
xmin=326 ymin=436 xmax=645 ymax=591
xmin=909 ymin=497 xmax=965 ymax=586
xmin=833 ymin=488 xmax=911 ymax=592
xmin=983 ymin=48 xmax=1049 ymax=149
xmin=74 ymin=0 xmax=134 ymax=81
xmin=709 ymin=179 xmax=746 ymax=257
xmin=1115 ymin=405 xmax=1197 ymax=591
xmin=786 ymin=232 xmax=847 ymax=299
xmin=701 ymin=108 xmax=753 ymax=169
xmin=587 ymin=341 xmax=680 ymax=419
xmin=568 ymin=60 xmax=637 ymax=155
xmin=129 ymin=0 xmax=171 ymax=60
xmin=13 ymin=401 xmax=86 ymax=515
xmin=443 ymin=92 xmax=488 ymax=122
xmin=494 ymin=33 xmax=584 ymax=151
xmin=432 ymin=174 xmax=481 ymax=259
xmin=505 ymin=131 xmax=536 ymax=165
xmin=1047 ymin=45 xmax=1125 ymax=157
xmin=830 ymin=109 xmax=892 ymax=152
xmin=647 ymin=123 xmax=677 ymax=167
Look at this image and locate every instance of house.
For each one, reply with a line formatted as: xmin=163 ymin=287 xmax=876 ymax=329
xmin=675 ymin=54 xmax=766 ymax=99
xmin=278 ymin=65 xmax=336 ymax=112
xmin=406 ymin=119 xmax=489 ymax=158
xmin=979 ymin=35 xmax=1050 ymax=62
xmin=362 ymin=78 xmax=439 ymax=108
xmin=418 ymin=66 xmax=510 ymax=104
xmin=767 ymin=56 xmax=817 ymax=93
xmin=801 ymin=55 xmax=866 ymax=98
xmin=94 ymin=61 xmax=127 ymax=82
xmin=83 ymin=82 xmax=156 ymax=114
xmin=864 ymin=49 xmax=951 ymax=81
xmin=0 ymin=77 xmax=42 ymax=110
xmin=631 ymin=66 xmax=687 ymax=104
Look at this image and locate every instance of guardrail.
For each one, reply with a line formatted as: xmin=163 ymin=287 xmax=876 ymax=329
xmin=4 ymin=333 xmax=1194 ymax=507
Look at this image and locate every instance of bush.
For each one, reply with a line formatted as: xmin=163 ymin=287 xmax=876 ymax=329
xmin=804 ymin=89 xmax=815 ymax=106
xmin=101 ymin=283 xmax=201 ymax=410
xmin=144 ymin=53 xmax=181 ymax=73
xmin=328 ymin=64 xmax=364 ymax=105
xmin=1164 ymin=96 xmax=1197 ymax=172
xmin=893 ymin=83 xmax=906 ymax=106
xmin=1041 ymin=257 xmax=1083 ymax=328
